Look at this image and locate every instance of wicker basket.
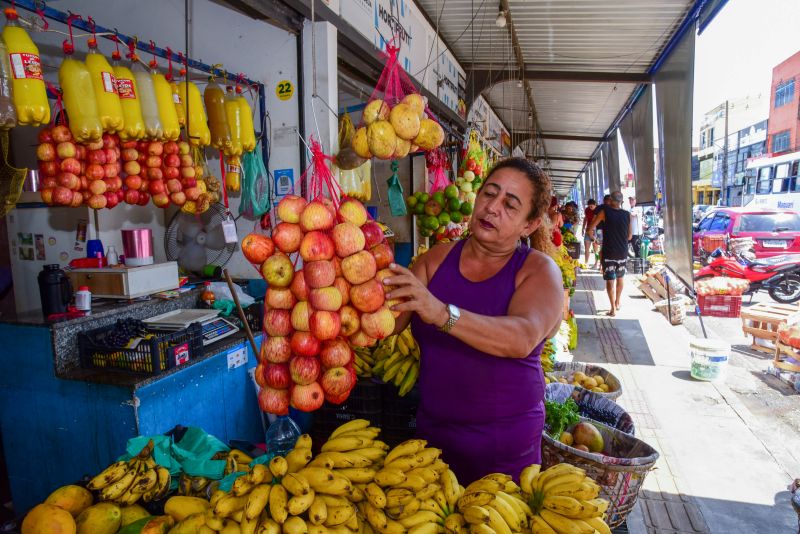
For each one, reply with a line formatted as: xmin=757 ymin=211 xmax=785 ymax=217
xmin=547 ymin=362 xmax=623 ymax=400
xmin=542 ymin=417 xmax=659 ymax=528
xmin=545 ymin=383 xmax=634 ymax=435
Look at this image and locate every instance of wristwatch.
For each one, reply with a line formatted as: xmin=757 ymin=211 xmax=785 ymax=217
xmin=439 ymin=304 xmax=461 ymax=333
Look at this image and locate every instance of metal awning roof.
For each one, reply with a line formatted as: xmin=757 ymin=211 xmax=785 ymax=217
xmin=415 ymin=0 xmax=700 ymax=193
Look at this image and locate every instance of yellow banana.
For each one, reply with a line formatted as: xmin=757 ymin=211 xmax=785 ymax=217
xmin=541 ymin=472 xmax=586 ymax=495
xmin=288 ymin=489 xmax=316 ymax=515
xmin=539 ymin=509 xmax=594 ymax=534
xmin=269 ymin=456 xmax=289 ymax=478
xmin=383 ymin=455 xmax=420 ymax=472
xmin=283 ymin=516 xmax=308 ymax=534
xmin=230 ymin=449 xmax=255 ymax=465
xmin=320 ymin=495 xmax=351 ymax=508
xmin=395 ymin=497 xmax=421 ymax=519
xmin=408 ymin=522 xmax=440 ymax=534
xmin=385 ymin=439 xmax=427 ymax=464
xmin=334 ymin=467 xmax=376 ymax=484
xmin=431 ymin=459 xmax=449 ymax=474
xmin=465 ymin=479 xmax=503 ymax=495
xmin=408 ymin=467 xmax=440 ymax=484
xmin=309 ymin=495 xmax=328 ymax=525
xmin=469 ymin=524 xmax=496 ymax=534
xmin=396 ymin=474 xmax=428 ymax=492
xmin=364 ymin=502 xmax=389 ymax=531
xmin=249 ymin=464 xmax=271 ymax=485
xmin=503 ymin=480 xmax=520 ymax=494
xmin=583 ymin=516 xmax=611 ymax=534
xmin=356 ymin=448 xmax=388 ymax=463
xmin=519 ymin=465 xmax=541 ymax=495
xmin=132 ymin=467 xmax=158 ymax=494
xmin=542 ymin=495 xmax=586 ymax=518
xmin=269 ymin=484 xmax=289 ymax=524
xmin=99 ymin=466 xmax=138 ymax=501
xmin=488 ymin=494 xmax=522 ymax=531
xmin=336 ymin=428 xmax=381 ymax=440
xmin=232 ymin=474 xmax=255 ymax=496
xmin=215 ymin=493 xmax=248 ymax=518
xmin=496 ymin=491 xmax=529 ymax=524
xmin=152 ymin=466 xmax=172 ymax=502
xmin=312 ymin=474 xmax=352 ymax=496
xmin=349 ymin=484 xmax=366 ymax=502
xmin=533 ymin=465 xmax=585 ymax=493
xmin=384 ymin=518 xmax=405 ymax=534
xmin=296 ymin=434 xmax=313 ymax=449
xmin=458 ymin=491 xmax=495 ymax=510
xmin=322 ymin=436 xmax=373 ymax=453
xmin=462 ymin=506 xmax=491 ymax=525
xmin=414 ymin=448 xmax=442 ymax=468
xmin=324 ymin=504 xmax=355 ymax=526
xmin=530 ymin=515 xmax=557 ymax=534
xmin=482 ymin=474 xmax=512 ymax=485
xmin=433 ymin=489 xmax=449 ymax=515
xmin=245 ymin=484 xmax=271 ymax=520
xmin=385 ymin=488 xmax=415 ymax=508
xmin=255 ymin=517 xmax=281 ymax=534
xmin=241 ymin=515 xmax=259 ymax=534
xmin=420 ymin=498 xmax=446 ymax=518
xmin=314 ymin=451 xmax=371 ymax=469
xmin=573 ymin=498 xmax=608 ymax=519
xmin=364 ymin=483 xmax=387 ymax=509
xmin=547 ymin=480 xmax=598 ymax=500
xmin=441 ymin=469 xmax=460 ymax=510
xmin=485 ymin=506 xmax=512 ymax=534
xmin=444 ymin=513 xmax=466 ymax=533
xmin=374 ymin=468 xmax=407 ymax=487
xmin=330 ymin=419 xmax=371 ymax=439
xmin=282 ymin=473 xmax=312 ymax=496
xmin=417 ymin=484 xmax=440 ymax=501
xmin=88 ymin=461 xmax=129 ymax=490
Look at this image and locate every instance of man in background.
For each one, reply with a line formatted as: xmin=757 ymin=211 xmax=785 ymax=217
xmin=629 ymin=196 xmax=643 ymax=258
xmin=581 ymin=199 xmax=598 ymax=267
xmin=587 ymin=191 xmax=631 ymax=316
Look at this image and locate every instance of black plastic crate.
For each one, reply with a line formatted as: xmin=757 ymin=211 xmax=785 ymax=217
xmin=78 ymin=320 xmax=204 ymax=375
xmin=310 ymin=380 xmax=383 ymax=446
xmin=382 ymin=383 xmax=420 ymax=414
xmin=242 ymin=301 xmax=264 ymax=333
xmin=627 ymin=258 xmax=648 ymax=275
xmin=381 ymin=384 xmax=419 ymax=446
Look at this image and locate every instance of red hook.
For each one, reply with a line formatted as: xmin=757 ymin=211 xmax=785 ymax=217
xmin=62 ymin=12 xmax=81 ymax=55
xmin=148 ymin=40 xmax=158 ymax=69
xmin=165 ymin=47 xmax=173 ymax=81
xmin=178 ymin=52 xmax=187 ymax=77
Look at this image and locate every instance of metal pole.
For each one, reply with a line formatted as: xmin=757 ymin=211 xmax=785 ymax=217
xmin=721 ymin=100 xmax=729 ymax=206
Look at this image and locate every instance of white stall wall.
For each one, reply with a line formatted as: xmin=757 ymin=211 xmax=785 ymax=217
xmin=6 ymin=0 xmax=300 ymax=303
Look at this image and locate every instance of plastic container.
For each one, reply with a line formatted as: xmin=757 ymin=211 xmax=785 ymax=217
xmin=689 ymin=337 xmax=730 ymax=381
xmin=265 ymin=415 xmax=301 ymax=457
xmin=151 ymin=69 xmax=180 ymax=140
xmin=0 ymin=36 xmax=17 ymax=128
xmin=204 ymin=80 xmax=231 ymax=150
xmin=85 ymin=40 xmax=124 ymax=134
xmin=224 ymin=86 xmax=243 ymax=156
xmin=58 ymin=54 xmax=102 ymax=142
xmin=132 ymin=61 xmax=162 ymax=139
xmin=111 ymin=53 xmax=145 ymax=141
xmin=2 ymin=7 xmax=48 ymax=126
xmin=74 ymin=286 xmax=91 ymax=312
xmin=106 ymin=245 xmax=119 ymax=266
xmin=179 ymin=79 xmax=210 ymax=146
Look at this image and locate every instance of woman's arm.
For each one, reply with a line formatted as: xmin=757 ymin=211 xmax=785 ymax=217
xmin=386 ymin=254 xmax=564 ymax=358
xmin=587 ymin=210 xmax=604 ymax=238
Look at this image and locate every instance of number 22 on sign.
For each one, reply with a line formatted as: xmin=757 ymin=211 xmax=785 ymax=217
xmin=276 ymin=80 xmax=294 ymax=101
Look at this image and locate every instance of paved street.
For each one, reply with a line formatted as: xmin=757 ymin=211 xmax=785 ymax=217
xmin=572 ymin=269 xmax=799 ymax=533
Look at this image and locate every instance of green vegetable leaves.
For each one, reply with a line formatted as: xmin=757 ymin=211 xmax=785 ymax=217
xmin=545 ymin=398 xmax=580 ymax=438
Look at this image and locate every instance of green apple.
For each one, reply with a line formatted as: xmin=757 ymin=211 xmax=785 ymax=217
xmin=463 ymin=170 xmax=475 ymax=182
xmin=406 ymin=195 xmax=417 ymax=208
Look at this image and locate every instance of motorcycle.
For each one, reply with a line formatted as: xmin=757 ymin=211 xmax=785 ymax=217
xmin=695 ymin=249 xmax=800 ymax=303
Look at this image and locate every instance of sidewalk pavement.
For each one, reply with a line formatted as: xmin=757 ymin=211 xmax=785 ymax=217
xmin=571 ymin=268 xmax=798 ymax=534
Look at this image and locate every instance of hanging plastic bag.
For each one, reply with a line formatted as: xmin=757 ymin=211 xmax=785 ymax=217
xmin=84 ymin=34 xmax=124 ymax=134
xmin=239 ymin=146 xmax=273 ymax=219
xmin=111 ymin=45 xmax=145 ymax=141
xmin=387 ymin=161 xmax=406 ymax=217
xmin=58 ymin=19 xmax=102 ymax=143
xmin=335 ymin=111 xmax=366 ymax=170
xmin=426 ymin=148 xmax=451 ymax=192
xmin=351 ymin=43 xmax=444 ymax=160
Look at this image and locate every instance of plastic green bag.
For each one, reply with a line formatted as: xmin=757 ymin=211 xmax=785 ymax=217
xmin=387 ymin=161 xmax=406 ymax=217
xmin=239 ymin=145 xmax=273 ymax=219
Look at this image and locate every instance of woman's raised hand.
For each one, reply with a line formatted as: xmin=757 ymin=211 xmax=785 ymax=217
xmin=384 ymin=263 xmax=448 ymax=327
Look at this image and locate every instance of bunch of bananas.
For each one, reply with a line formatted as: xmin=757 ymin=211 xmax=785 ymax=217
xmin=519 ymin=463 xmax=611 ymax=534
xmin=455 ymin=473 xmax=532 ymax=534
xmin=353 ymin=346 xmax=375 ymax=379
xmin=86 ymin=440 xmax=171 ymax=506
xmin=360 ymin=438 xmax=461 ymax=534
xmin=370 ymin=328 xmax=420 ymax=396
xmin=541 ymin=340 xmax=556 ymax=374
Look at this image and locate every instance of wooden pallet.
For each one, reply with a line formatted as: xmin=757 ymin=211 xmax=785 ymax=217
xmin=774 ymin=341 xmax=800 ymax=373
xmin=741 ymin=302 xmax=800 ymax=354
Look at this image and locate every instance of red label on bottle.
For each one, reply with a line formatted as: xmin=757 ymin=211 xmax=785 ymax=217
xmin=173 ymin=342 xmax=190 ymax=365
xmin=226 ymin=164 xmax=242 ymax=174
xmin=101 ymin=72 xmax=117 ymax=93
xmin=116 ymin=78 xmax=136 ymax=99
xmin=9 ymin=53 xmax=43 ymax=80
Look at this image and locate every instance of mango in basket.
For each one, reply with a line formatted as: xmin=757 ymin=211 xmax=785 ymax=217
xmin=558 ymin=431 xmax=574 ymax=446
xmin=591 ymin=387 xmax=604 ymax=393
xmin=573 ymin=371 xmax=587 ymax=382
xmin=594 ymin=375 xmax=605 ymax=386
xmin=600 ymin=384 xmax=610 ymax=392
xmin=582 ymin=377 xmax=598 ymax=389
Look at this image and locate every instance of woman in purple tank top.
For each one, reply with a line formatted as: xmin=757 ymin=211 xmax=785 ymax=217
xmin=383 ymin=158 xmax=564 ymax=482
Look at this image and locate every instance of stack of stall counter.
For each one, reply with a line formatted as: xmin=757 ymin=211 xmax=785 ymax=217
xmin=144 ymin=309 xmax=239 ymax=346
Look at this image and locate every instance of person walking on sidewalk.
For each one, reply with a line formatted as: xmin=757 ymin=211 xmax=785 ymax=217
xmin=582 ymin=199 xmax=598 ymax=267
xmin=629 ymin=196 xmax=643 ymax=258
xmin=587 ymin=191 xmax=631 ymax=316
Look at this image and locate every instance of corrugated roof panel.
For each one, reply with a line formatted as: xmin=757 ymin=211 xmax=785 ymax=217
xmin=531 ymin=81 xmax=637 ymax=135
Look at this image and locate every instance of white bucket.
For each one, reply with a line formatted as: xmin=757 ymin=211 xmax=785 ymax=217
xmin=689 ymin=338 xmax=730 ymax=381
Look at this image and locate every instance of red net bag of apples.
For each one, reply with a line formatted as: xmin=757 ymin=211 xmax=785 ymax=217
xmin=239 ymin=138 xmax=396 ymax=415
xmin=350 ymin=43 xmax=445 ymax=160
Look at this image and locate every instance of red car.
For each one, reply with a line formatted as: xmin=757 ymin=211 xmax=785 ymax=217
xmin=693 ymin=207 xmax=800 ymax=258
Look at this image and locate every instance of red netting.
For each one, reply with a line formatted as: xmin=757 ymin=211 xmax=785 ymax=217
xmin=302 ymin=137 xmax=343 ymax=208
xmin=426 ymin=148 xmax=451 ymax=192
xmin=368 ymin=43 xmax=420 ymax=108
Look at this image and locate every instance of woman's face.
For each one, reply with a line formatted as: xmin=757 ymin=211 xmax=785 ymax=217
xmin=469 ymin=168 xmax=541 ymax=248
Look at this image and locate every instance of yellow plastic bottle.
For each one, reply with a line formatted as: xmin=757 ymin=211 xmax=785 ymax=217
xmin=204 ymin=80 xmax=230 ymax=150
xmin=84 ymin=39 xmax=124 ymax=134
xmin=223 ymin=86 xmax=242 ymax=157
xmin=0 ymin=35 xmax=18 ymax=128
xmin=236 ymin=87 xmax=256 ymax=152
xmin=178 ymin=79 xmax=210 ymax=146
xmin=2 ymin=7 xmax=49 ymax=126
xmin=59 ymin=53 xmax=102 ymax=142
xmin=171 ymin=79 xmax=186 ymax=127
xmin=131 ymin=60 xmax=162 ymax=139
xmin=225 ymin=155 xmax=241 ymax=192
xmin=111 ymin=52 xmax=144 ymax=140
xmin=151 ymin=69 xmax=180 ymax=141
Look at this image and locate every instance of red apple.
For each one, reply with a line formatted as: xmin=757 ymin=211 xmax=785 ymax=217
xmin=291 ymin=301 xmax=311 ymax=332
xmin=290 ymin=270 xmax=309 ymax=302
xmin=89 ymin=179 xmax=107 ymax=195
xmin=125 ymin=174 xmax=143 ymax=190
xmin=164 ymin=153 xmax=181 ymax=168
xmin=264 ymin=309 xmax=293 ymax=337
xmin=75 ymin=145 xmax=87 ymax=161
xmin=261 ymin=335 xmax=291 ymax=363
xmin=164 ymin=141 xmax=179 ymax=155
xmin=104 ymin=148 xmax=119 ymax=164
xmin=321 ymin=366 xmax=356 ymax=397
xmin=166 ymin=178 xmax=183 ymax=194
xmin=290 ymin=382 xmax=324 ymax=412
xmin=164 ymin=166 xmax=180 ymax=180
xmin=137 ymin=151 xmax=147 ymax=164
xmin=350 ymin=279 xmax=385 ymax=313
xmin=40 ymin=187 xmax=54 ymax=205
xmin=148 ymin=141 xmax=164 ymax=156
xmin=264 ymin=363 xmax=291 ymax=389
xmin=180 ymin=165 xmax=196 ymax=179
xmin=261 ymin=253 xmax=294 ymax=288
xmin=87 ymin=149 xmax=106 ymax=165
xmin=148 ymin=179 xmax=166 ymax=195
xmin=103 ymin=163 xmax=119 ymax=179
xmin=60 ymin=158 xmax=81 ymax=175
xmin=152 ymin=192 xmax=170 ymax=208
xmin=88 ymin=194 xmax=107 ymax=209
xmin=333 ymin=277 xmax=351 ymax=306
xmin=104 ymin=191 xmax=120 ymax=209
xmin=137 ymin=191 xmax=150 ymax=206
xmin=121 ymin=148 xmax=139 ymax=162
xmin=179 ymin=154 xmax=193 ymax=168
xmin=339 ymin=305 xmax=360 ymax=337
xmin=342 ymin=250 xmax=377 ymax=285
xmin=85 ymin=163 xmax=104 ymax=180
xmin=375 ymin=268 xmax=393 ymax=287
xmin=181 ymin=177 xmax=197 ymax=189
xmin=70 ymin=190 xmax=84 ymax=207
xmin=123 ymin=160 xmax=141 ymax=176
xmin=333 ymin=256 xmax=343 ymax=278
xmin=57 ymin=142 xmax=78 ymax=160
xmin=360 ymin=306 xmax=395 ymax=340
xmin=170 ymin=191 xmax=186 ymax=206
xmin=58 ymin=172 xmax=79 ymax=190
xmin=310 ymin=310 xmax=341 ymax=341
xmin=53 ymin=186 xmax=74 ymax=205
xmin=300 ymin=200 xmax=335 ymax=232
xmin=361 ymin=222 xmax=384 ymax=248
xmin=102 ymin=134 xmax=116 ymax=149
xmin=320 ymin=339 xmax=353 ymax=368
xmin=272 ymin=222 xmax=303 ymax=254
xmin=289 ymin=355 xmax=321 ymax=385
xmin=40 ymin=160 xmax=59 ymax=177
xmin=290 ymin=331 xmax=321 ymax=357
xmin=309 ymin=287 xmax=343 ymax=312
xmin=81 ymin=190 xmax=91 ymax=202
xmin=349 ymin=329 xmax=377 ymax=348
xmin=109 ymin=176 xmax=123 ymax=192
xmin=124 ymin=189 xmax=140 ymax=205
xmin=146 ymin=155 xmax=162 ymax=169
xmin=40 ymin=177 xmax=58 ymax=189
xmin=259 ymin=386 xmax=290 ymax=415
xmin=36 ymin=143 xmax=56 ymax=162
xmin=51 ymin=125 xmax=72 ymax=143
xmin=277 ymin=195 xmax=308 ymax=224
xmin=184 ymin=187 xmax=200 ymax=201
xmin=299 ymin=231 xmax=335 ymax=262
xmin=337 ymin=198 xmax=369 ymax=226
xmin=147 ymin=167 xmax=163 ymax=181
xmin=303 ymin=260 xmax=336 ymax=289
xmin=266 ymin=288 xmax=296 ymax=310
xmin=332 ymin=222 xmax=366 ymax=258
xmin=38 ymin=129 xmax=53 ymax=144
xmin=370 ymin=242 xmax=394 ymax=270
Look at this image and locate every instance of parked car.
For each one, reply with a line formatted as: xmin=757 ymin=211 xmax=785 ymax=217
xmin=693 ymin=204 xmax=713 ymax=222
xmin=692 ymin=207 xmax=800 ymax=258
